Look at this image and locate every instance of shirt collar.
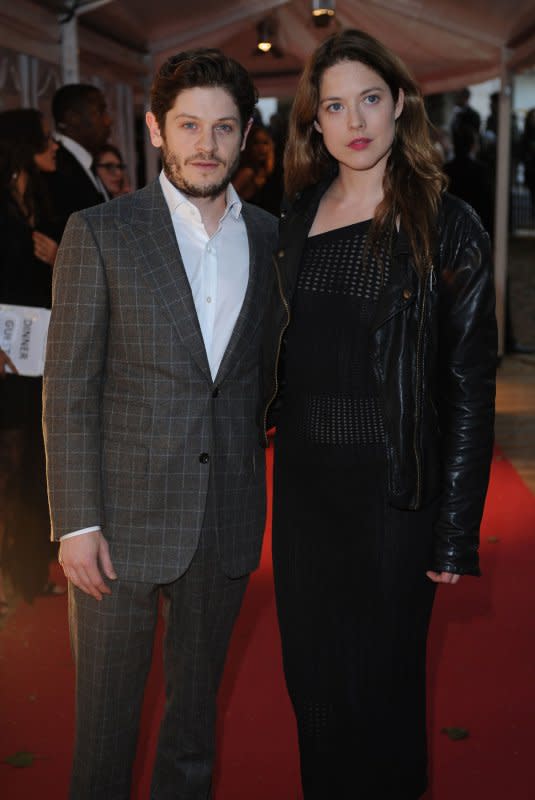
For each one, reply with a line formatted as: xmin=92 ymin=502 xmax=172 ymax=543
xmin=56 ymin=134 xmax=94 ymax=171
xmin=159 ymin=170 xmax=242 ymax=222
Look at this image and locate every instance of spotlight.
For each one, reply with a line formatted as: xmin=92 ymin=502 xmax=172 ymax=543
xmin=257 ymin=20 xmax=273 ymax=53
xmin=311 ymin=0 xmax=335 ymax=27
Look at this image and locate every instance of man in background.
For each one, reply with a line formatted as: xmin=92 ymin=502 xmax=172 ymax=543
xmin=46 ymin=83 xmax=112 ymax=230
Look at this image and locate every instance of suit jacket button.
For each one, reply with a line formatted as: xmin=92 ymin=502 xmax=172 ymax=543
xmin=199 ymin=453 xmax=209 ymax=464
xmin=402 ymin=288 xmax=412 ymax=300
xmin=277 ymin=249 xmax=285 ymax=258
xmin=212 ymin=387 xmax=219 ymax=398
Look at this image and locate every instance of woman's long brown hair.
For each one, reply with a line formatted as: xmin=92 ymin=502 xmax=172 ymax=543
xmin=284 ymin=29 xmax=447 ymax=277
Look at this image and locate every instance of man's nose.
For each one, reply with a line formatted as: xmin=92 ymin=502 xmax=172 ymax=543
xmin=196 ymin=127 xmax=216 ymax=153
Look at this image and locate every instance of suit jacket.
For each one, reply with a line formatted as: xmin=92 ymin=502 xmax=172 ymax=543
xmin=43 ymin=179 xmax=277 ymax=581
xmin=44 ymin=143 xmax=104 ymax=234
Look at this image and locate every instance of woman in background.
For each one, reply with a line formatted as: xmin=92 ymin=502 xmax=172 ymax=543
xmin=94 ymin=143 xmax=131 ymax=199
xmin=260 ymin=29 xmax=496 ymax=799
xmin=234 ymin=124 xmax=282 ymax=215
xmin=0 ymin=108 xmax=64 ymax=608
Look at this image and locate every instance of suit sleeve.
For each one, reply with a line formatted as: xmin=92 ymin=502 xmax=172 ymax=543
xmin=43 ymin=211 xmax=109 ymax=540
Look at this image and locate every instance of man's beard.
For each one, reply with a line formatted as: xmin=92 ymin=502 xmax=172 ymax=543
xmin=161 ymin=141 xmax=240 ymax=199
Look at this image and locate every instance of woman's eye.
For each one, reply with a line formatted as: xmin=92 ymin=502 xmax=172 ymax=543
xmin=364 ymin=94 xmax=380 ymax=105
xmin=326 ymin=102 xmax=343 ymax=113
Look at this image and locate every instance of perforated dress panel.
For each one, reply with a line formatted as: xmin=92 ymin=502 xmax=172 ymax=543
xmin=276 ymin=219 xmax=389 ymax=460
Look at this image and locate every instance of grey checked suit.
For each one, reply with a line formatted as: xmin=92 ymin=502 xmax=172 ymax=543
xmin=43 ymin=179 xmax=277 ymax=798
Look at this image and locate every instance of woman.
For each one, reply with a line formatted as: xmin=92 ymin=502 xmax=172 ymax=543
xmin=260 ymin=30 xmax=496 ymax=799
xmin=0 ymin=108 xmax=64 ymax=607
xmin=233 ymin=124 xmax=282 ymax=215
xmin=94 ymin=143 xmax=131 ymax=198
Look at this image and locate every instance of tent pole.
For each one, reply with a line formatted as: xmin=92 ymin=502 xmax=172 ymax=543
xmin=493 ymin=50 xmax=513 ymax=357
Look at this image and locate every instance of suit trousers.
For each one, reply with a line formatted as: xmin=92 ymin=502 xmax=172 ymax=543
xmin=68 ymin=493 xmax=249 ymax=800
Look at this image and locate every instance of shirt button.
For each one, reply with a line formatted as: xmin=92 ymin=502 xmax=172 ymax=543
xmin=199 ymin=453 xmax=210 ymax=464
xmin=277 ymin=249 xmax=285 ymax=258
xmin=207 ymin=245 xmax=213 ymax=253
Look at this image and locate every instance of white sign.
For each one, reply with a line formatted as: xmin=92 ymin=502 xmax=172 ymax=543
xmin=0 ymin=304 xmax=51 ymax=376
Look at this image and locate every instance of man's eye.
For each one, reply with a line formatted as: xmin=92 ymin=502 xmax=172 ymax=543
xmin=216 ymin=124 xmax=233 ymax=133
xmin=183 ymin=122 xmax=197 ymax=129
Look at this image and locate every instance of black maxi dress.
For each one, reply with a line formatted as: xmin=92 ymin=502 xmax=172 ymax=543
xmin=272 ymin=220 xmax=438 ymax=800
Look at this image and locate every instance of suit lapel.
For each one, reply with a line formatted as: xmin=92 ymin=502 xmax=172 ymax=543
xmin=214 ymin=204 xmax=265 ymax=384
xmin=117 ymin=180 xmax=211 ymax=380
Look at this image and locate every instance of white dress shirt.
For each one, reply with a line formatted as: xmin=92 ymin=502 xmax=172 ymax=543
xmin=56 ymin=133 xmax=109 ymax=200
xmin=61 ymin=171 xmax=249 ymax=540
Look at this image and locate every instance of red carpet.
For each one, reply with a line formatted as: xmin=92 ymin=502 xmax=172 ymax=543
xmin=1 ymin=447 xmax=534 ymax=799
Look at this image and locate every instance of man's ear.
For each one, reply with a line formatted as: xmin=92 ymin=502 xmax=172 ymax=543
xmin=146 ymin=111 xmax=163 ymax=148
xmin=240 ymin=118 xmax=254 ymax=152
xmin=313 ymin=119 xmax=322 ymax=134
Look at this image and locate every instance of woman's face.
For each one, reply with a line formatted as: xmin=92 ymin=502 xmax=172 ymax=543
xmin=95 ymin=150 xmax=125 ymax=196
xmin=315 ymin=59 xmax=404 ymax=180
xmin=251 ymin=130 xmax=273 ymax=166
xmin=33 ymin=120 xmax=58 ymax=173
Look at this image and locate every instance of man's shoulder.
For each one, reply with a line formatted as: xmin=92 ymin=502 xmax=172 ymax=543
xmin=77 ymin=180 xmax=162 ymax=224
xmin=241 ymin=201 xmax=278 ymax=238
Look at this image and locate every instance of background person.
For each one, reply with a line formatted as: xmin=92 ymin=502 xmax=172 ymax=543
xmin=234 ymin=123 xmax=282 ymax=215
xmin=260 ymin=28 xmax=496 ymax=799
xmin=44 ymin=83 xmax=112 ymax=231
xmin=43 ymin=49 xmax=277 ymax=799
xmin=0 ymin=108 xmax=65 ymax=605
xmin=94 ymin=143 xmax=131 ymax=198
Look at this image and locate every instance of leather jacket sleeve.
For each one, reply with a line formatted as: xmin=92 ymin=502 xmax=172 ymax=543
xmin=431 ymin=203 xmax=497 ymax=575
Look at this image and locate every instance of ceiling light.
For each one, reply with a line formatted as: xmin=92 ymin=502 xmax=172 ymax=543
xmin=257 ymin=20 xmax=273 ymax=53
xmin=312 ymin=0 xmax=336 ymax=27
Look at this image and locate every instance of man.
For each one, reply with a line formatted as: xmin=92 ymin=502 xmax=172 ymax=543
xmin=46 ymin=83 xmax=112 ymax=228
xmin=450 ymin=87 xmax=481 ymax=139
xmin=43 ymin=49 xmax=277 ymax=799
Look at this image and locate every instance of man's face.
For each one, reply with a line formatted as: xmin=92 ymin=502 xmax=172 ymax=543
xmin=146 ymin=86 xmax=250 ymax=199
xmin=77 ymin=90 xmax=112 ymax=154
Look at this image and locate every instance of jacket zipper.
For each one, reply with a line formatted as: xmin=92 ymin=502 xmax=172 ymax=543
xmin=413 ymin=265 xmax=433 ymax=507
xmin=263 ymin=254 xmax=291 ymax=446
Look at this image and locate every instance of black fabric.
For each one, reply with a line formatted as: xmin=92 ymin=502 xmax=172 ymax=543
xmin=272 ymin=223 xmax=436 ymax=798
xmin=0 ymin=192 xmax=60 ymax=600
xmin=260 ymin=187 xmax=497 ymax=577
xmin=43 ymin=143 xmax=104 ymax=234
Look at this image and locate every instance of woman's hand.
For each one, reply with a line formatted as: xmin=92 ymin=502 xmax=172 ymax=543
xmin=426 ymin=570 xmax=461 ymax=584
xmin=33 ymin=230 xmax=58 ymax=266
xmin=0 ymin=347 xmax=17 ymax=376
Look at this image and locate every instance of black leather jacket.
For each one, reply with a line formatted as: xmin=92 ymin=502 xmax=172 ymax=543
xmin=259 ymin=183 xmax=497 ymax=576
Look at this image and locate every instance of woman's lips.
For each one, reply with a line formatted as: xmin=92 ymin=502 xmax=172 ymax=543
xmin=348 ymin=138 xmax=371 ymax=150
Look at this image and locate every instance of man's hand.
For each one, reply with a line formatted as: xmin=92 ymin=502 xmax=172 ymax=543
xmin=426 ymin=570 xmax=460 ymax=584
xmin=0 ymin=348 xmax=17 ymax=376
xmin=59 ymin=530 xmax=117 ymax=600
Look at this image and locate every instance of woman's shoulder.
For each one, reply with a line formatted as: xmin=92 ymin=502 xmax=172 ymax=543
xmin=438 ymin=192 xmax=489 ymax=241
